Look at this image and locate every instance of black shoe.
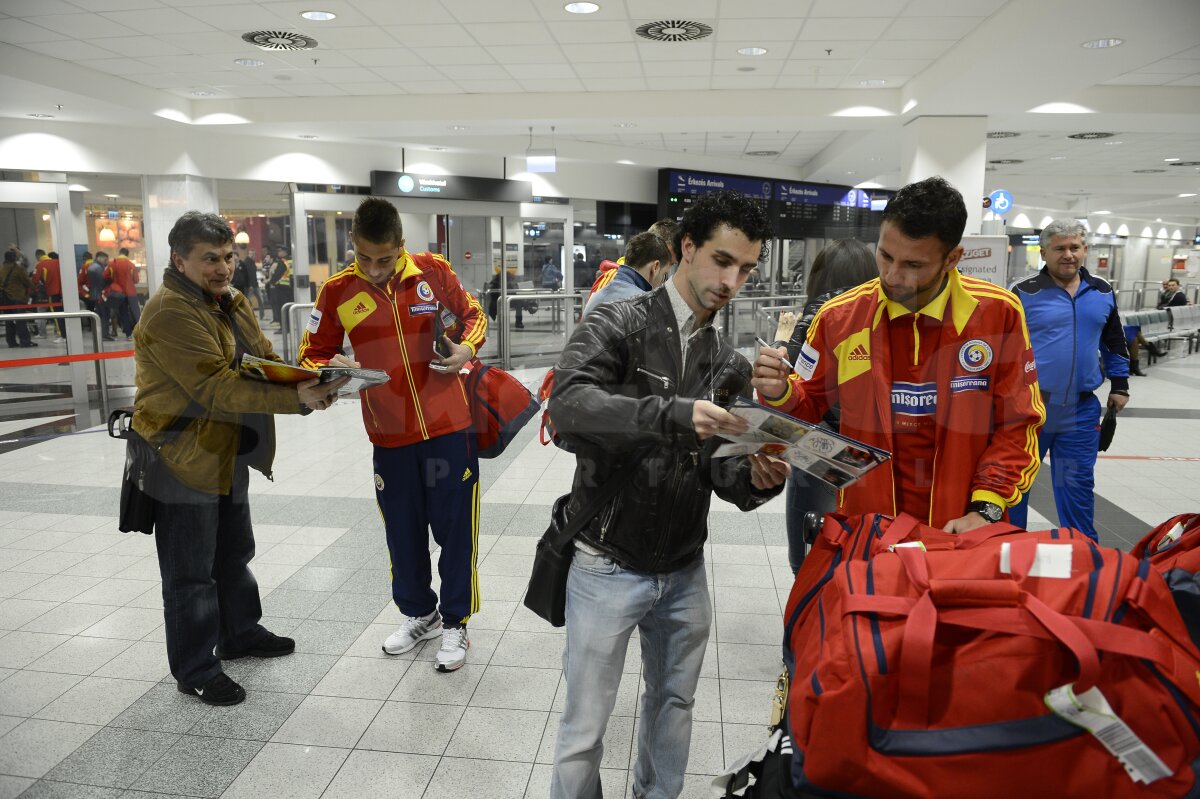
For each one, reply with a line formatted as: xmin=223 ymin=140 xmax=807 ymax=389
xmin=215 ymin=631 xmax=296 ymax=660
xmin=1131 ymin=367 xmax=1147 ymax=376
xmin=177 ymin=672 xmax=245 ymax=706
xmin=20 ymin=342 xmax=37 ymax=347
xmin=514 ymin=322 xmax=524 ymax=329
xmin=103 ymin=335 xmax=116 ymax=341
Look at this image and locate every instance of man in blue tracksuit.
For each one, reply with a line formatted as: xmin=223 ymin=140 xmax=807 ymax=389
xmin=1009 ymin=219 xmax=1130 ymax=539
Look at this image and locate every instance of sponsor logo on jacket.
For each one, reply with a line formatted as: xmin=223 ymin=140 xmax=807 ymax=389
xmin=337 ymin=291 xmax=378 ymax=333
xmin=959 ymin=339 xmax=994 ymax=372
xmin=950 ymin=375 xmax=990 ymax=393
xmin=891 ymin=381 xmax=937 ymax=415
xmin=834 ymin=328 xmax=872 ymax=384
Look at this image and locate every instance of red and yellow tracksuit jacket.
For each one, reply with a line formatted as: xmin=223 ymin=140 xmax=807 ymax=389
xmin=588 ymin=259 xmax=621 ymax=294
xmin=765 ymin=269 xmax=1044 ymax=527
xmin=298 ymin=250 xmax=487 ymax=448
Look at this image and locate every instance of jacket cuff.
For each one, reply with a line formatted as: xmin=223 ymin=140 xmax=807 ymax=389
xmin=760 ymin=376 xmax=794 ymax=408
xmin=1109 ymin=376 xmax=1129 ymax=393
xmin=462 ymin=339 xmax=478 ymax=357
xmin=970 ymin=489 xmax=1008 ymax=508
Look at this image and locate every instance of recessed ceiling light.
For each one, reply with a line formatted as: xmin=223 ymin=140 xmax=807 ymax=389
xmin=1164 ymin=157 xmax=1181 ymax=162
xmin=1104 ymin=140 xmax=1124 ymax=145
xmin=617 ymin=159 xmax=636 ymax=165
xmin=298 ymin=134 xmax=318 ymax=139
xmin=1156 ymin=218 xmax=1162 ymax=222
xmin=450 ymin=125 xmax=468 ymax=131
xmin=1093 ymin=210 xmax=1111 ymax=215
xmin=1081 ymin=38 xmax=1123 ymax=49
xmin=1049 ymin=155 xmax=1068 ymax=160
xmin=564 ymin=2 xmax=600 ymax=13
xmin=234 ymin=58 xmax=264 ymax=67
xmin=858 ymin=79 xmax=886 ymax=87
xmin=1068 ymin=131 xmax=1115 ymax=139
xmin=737 ymin=47 xmax=768 ymax=56
xmin=104 ymin=194 xmax=120 ymax=198
xmin=300 ymin=11 xmax=337 ymax=21
xmin=845 ymin=171 xmax=856 ymax=176
xmin=1180 ymin=193 xmax=1198 ymax=198
xmin=190 ymin=89 xmax=215 ymax=97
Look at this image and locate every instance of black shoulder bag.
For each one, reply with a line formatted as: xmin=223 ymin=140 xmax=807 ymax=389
xmin=108 ymin=403 xmax=201 ymax=535
xmin=523 ymin=466 xmax=641 ymax=627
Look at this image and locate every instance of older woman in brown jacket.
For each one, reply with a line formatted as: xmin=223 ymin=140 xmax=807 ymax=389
xmin=133 ymin=211 xmax=345 ymax=706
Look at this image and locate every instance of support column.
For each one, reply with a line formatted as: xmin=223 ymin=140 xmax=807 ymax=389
xmin=900 ymin=116 xmax=988 ymax=235
xmin=141 ymin=175 xmax=218 ymax=295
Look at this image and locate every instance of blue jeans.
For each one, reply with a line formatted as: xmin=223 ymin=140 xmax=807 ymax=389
xmin=784 ymin=468 xmax=837 ymax=574
xmin=550 ymin=551 xmax=711 ymax=799
xmin=153 ymin=463 xmax=267 ymax=688
xmin=1009 ymin=393 xmax=1102 ymax=540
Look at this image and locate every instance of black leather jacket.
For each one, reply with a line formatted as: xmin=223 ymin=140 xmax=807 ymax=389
xmin=549 ymin=285 xmax=780 ymax=573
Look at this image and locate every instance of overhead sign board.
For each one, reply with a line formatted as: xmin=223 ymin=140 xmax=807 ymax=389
xmin=370 ymin=171 xmax=532 ymax=203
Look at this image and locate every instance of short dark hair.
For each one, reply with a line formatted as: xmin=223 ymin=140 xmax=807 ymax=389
xmin=624 ymin=231 xmax=670 ymax=272
xmin=118 ymin=248 xmax=129 ymax=256
xmin=882 ymin=176 xmax=967 ymax=251
xmin=94 ymin=251 xmax=108 ymax=260
xmin=35 ymin=249 xmax=45 ymax=257
xmin=167 ymin=211 xmax=233 ymax=268
xmin=807 ymin=239 xmax=878 ymax=298
xmin=82 ymin=251 xmax=92 ymax=260
xmin=678 ymin=190 xmax=772 ymax=263
xmin=353 ymin=197 xmax=404 ymax=246
xmin=48 ymin=251 xmax=59 ymax=259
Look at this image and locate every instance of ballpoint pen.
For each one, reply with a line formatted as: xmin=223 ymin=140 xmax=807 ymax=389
xmin=755 ymin=336 xmax=796 ymax=374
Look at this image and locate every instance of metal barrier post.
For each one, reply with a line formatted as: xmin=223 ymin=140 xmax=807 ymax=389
xmin=498 ymin=291 xmax=582 ymax=369
xmin=0 ymin=310 xmax=108 ymax=408
xmin=280 ymin=301 xmax=296 ymax=362
xmin=286 ymin=303 xmax=315 ymax=364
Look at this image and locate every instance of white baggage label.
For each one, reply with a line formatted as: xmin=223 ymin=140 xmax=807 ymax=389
xmin=1045 ymin=684 xmax=1173 ymax=784
xmin=999 ymin=542 xmax=1072 ymax=578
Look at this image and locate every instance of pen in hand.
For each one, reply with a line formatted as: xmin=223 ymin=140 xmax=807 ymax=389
xmin=755 ymin=336 xmax=796 ymax=374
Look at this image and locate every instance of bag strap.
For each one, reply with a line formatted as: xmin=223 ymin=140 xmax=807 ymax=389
xmin=546 ymin=450 xmax=650 ymax=552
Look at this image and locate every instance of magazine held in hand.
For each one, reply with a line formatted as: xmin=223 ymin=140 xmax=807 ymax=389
xmin=239 ymin=354 xmax=390 ymax=393
xmin=715 ymin=397 xmax=889 ymax=490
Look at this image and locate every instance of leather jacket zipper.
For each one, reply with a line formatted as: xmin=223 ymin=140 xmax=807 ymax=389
xmin=637 ymin=365 xmax=673 ymax=391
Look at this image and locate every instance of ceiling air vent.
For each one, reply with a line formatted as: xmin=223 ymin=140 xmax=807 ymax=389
xmin=745 ymin=150 xmax=779 ymax=157
xmin=241 ymin=31 xmax=319 ymax=51
xmin=988 ymin=159 xmax=1023 ymax=165
xmin=1133 ymin=169 xmax=1166 ymax=173
xmin=987 ymin=131 xmax=1020 ymax=139
xmin=1167 ymin=161 xmax=1200 ymax=167
xmin=1067 ymin=132 xmax=1115 ymax=140
xmin=635 ymin=20 xmax=713 ymax=42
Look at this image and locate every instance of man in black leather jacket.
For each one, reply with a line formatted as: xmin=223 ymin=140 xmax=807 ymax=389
xmin=547 ymin=191 xmax=788 ymax=799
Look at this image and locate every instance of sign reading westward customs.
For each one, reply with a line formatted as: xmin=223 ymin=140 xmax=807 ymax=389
xmin=370 ymin=171 xmax=532 ymax=203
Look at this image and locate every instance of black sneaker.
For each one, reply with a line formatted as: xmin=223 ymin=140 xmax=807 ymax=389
xmin=177 ymin=672 xmax=245 ymax=706
xmin=215 ymin=632 xmax=296 ymax=660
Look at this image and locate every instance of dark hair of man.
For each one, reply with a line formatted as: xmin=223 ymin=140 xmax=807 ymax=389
xmin=647 ymin=218 xmax=680 ymax=259
xmin=677 ymin=190 xmax=772 ymax=263
xmin=82 ymin=251 xmax=92 ymax=260
xmin=807 ymin=239 xmax=878 ymax=298
xmin=95 ymin=251 xmax=108 ymax=260
xmin=48 ymin=251 xmax=59 ymax=259
xmin=166 ymin=211 xmax=233 ymax=269
xmin=353 ymin=197 xmax=404 ymax=245
xmin=35 ymin=249 xmax=45 ymax=257
xmin=881 ymin=176 xmax=967 ymax=252
xmin=624 ymin=231 xmax=670 ymax=272
xmin=119 ymin=248 xmax=129 ymax=256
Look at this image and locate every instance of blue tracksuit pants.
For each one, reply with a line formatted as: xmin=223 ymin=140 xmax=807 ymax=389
xmin=374 ymin=430 xmax=480 ymax=626
xmin=1009 ymin=393 xmax=1102 ymax=540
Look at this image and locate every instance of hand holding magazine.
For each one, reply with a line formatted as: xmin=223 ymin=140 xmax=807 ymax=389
xmin=239 ymin=354 xmax=389 ymax=393
xmin=714 ymin=397 xmax=889 ymax=490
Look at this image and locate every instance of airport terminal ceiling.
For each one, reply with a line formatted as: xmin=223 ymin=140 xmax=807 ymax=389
xmin=0 ymin=0 xmax=1196 ymax=228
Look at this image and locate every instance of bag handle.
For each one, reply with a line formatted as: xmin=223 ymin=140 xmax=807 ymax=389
xmin=877 ymin=512 xmax=924 ymax=550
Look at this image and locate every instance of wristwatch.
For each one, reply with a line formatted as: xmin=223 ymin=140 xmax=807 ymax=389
xmin=966 ymin=500 xmax=1004 ymax=524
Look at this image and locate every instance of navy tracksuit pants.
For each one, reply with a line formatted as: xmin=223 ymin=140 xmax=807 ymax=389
xmin=1009 ymin=392 xmax=1102 ymax=540
xmin=374 ymin=430 xmax=480 ymax=627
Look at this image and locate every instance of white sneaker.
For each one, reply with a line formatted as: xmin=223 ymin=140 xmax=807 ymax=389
xmin=435 ymin=626 xmax=469 ymax=672
xmin=382 ymin=611 xmax=441 ymax=655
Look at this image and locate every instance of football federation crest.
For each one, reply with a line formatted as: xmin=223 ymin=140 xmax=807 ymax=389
xmin=416 ymin=281 xmax=435 ymax=302
xmin=374 ymin=473 xmax=384 ymax=491
xmin=958 ymin=339 xmax=993 ymax=373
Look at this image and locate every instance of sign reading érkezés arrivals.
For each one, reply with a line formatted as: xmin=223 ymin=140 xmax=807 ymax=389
xmin=370 ymin=171 xmax=532 ymax=203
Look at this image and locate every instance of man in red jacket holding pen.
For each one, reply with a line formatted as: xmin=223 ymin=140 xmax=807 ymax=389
xmin=298 ymin=197 xmax=487 ymax=672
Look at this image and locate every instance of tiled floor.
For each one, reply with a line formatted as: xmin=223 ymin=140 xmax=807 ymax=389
xmin=0 ymin=350 xmax=1197 ymax=798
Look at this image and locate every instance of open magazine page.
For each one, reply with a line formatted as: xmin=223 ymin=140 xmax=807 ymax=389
xmin=239 ymin=355 xmax=390 ymax=393
xmin=713 ymin=397 xmax=890 ymax=490
xmin=316 ymin=366 xmax=390 ymax=392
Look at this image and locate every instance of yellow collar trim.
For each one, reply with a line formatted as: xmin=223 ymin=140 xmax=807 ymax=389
xmin=875 ymin=269 xmax=976 ymax=335
xmin=353 ymin=249 xmax=421 ymax=284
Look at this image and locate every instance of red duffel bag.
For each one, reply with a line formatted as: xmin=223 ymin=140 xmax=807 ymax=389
xmin=1133 ymin=513 xmax=1200 ymax=650
xmin=461 ymin=359 xmax=539 ymax=459
xmin=784 ymin=515 xmax=1200 ymax=798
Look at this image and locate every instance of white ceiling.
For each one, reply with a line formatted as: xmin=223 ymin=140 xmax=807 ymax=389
xmin=1 ymin=0 xmax=1198 ymax=226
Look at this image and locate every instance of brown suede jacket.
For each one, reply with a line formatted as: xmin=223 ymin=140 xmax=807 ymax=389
xmin=133 ymin=268 xmax=305 ymax=494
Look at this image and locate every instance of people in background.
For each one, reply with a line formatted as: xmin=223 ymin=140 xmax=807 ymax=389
xmin=582 ymin=230 xmax=673 ymax=315
xmin=1008 ymin=219 xmax=1130 ymax=540
xmin=265 ymin=247 xmax=292 ymax=327
xmin=540 ymin=256 xmax=562 ymax=290
xmin=0 ymin=250 xmax=34 ymax=348
xmin=299 ymin=197 xmax=488 ymax=674
xmin=35 ymin=250 xmax=63 ymax=337
xmin=105 ymin=247 xmax=140 ymax=339
xmin=1158 ymin=278 xmax=1188 ymax=308
xmin=133 ymin=211 xmax=345 ymax=707
xmin=780 ymin=239 xmax=878 ymax=572
xmin=754 ymin=176 xmax=1045 ymax=533
xmin=86 ymin=251 xmax=111 ymax=339
xmin=233 ymin=245 xmax=263 ymax=319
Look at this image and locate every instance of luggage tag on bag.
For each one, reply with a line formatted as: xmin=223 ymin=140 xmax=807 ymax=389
xmin=1156 ymin=522 xmax=1186 ymax=553
xmin=887 ymin=541 xmax=926 ymax=552
xmin=1045 ymin=684 xmax=1172 ymax=784
xmin=1000 ymin=542 xmax=1073 ymax=578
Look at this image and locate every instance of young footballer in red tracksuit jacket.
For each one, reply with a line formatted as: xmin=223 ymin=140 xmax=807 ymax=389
xmin=298 ymin=198 xmax=487 ymax=672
